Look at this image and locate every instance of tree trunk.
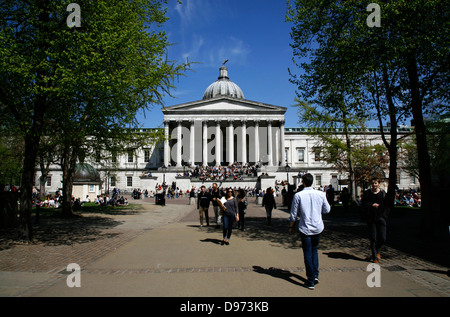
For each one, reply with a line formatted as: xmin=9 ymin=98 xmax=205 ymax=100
xmin=61 ymin=145 xmax=78 ymax=217
xmin=406 ymin=56 xmax=435 ymax=236
xmin=382 ymin=68 xmax=398 ymax=213
xmin=18 ymin=132 xmax=40 ymax=241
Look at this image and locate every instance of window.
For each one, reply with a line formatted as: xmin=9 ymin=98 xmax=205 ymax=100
xmin=127 ymin=176 xmax=132 ymax=187
xmin=144 ymin=149 xmax=150 ymax=162
xmin=410 ymin=175 xmax=416 ymax=184
xmin=128 ymin=150 xmax=134 ymax=163
xmin=315 ymin=175 xmax=322 ymax=186
xmin=284 ymin=148 xmax=289 ymax=162
xmin=110 ymin=177 xmax=116 ymax=187
xmin=297 ymin=148 xmax=304 ymax=162
xmin=313 ymin=147 xmax=321 ymax=161
xmin=89 ymin=184 xmax=95 ymax=192
xmin=46 ymin=176 xmax=51 ymax=187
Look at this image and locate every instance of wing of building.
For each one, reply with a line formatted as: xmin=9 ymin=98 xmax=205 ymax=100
xmin=35 ymin=64 xmax=416 ymax=198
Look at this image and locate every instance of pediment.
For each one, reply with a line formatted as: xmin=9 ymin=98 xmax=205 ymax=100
xmin=163 ymin=97 xmax=286 ymax=115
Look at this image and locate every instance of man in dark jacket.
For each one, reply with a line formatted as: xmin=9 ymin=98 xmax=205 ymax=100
xmin=197 ymin=185 xmax=211 ymax=227
xmin=360 ymin=178 xmax=389 ymax=263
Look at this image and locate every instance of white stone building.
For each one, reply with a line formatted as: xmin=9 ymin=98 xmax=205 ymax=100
xmin=37 ymin=64 xmax=418 ymax=197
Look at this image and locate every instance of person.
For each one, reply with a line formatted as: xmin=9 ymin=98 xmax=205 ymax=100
xmin=339 ymin=187 xmax=350 ymax=213
xmin=326 ymin=184 xmax=335 ymax=210
xmin=360 ymin=178 xmax=389 ymax=263
xmin=262 ymin=187 xmax=276 ymax=225
xmin=197 ymin=185 xmax=211 ymax=227
xmin=222 ymin=188 xmax=239 ymax=245
xmin=237 ymin=188 xmax=248 ymax=231
xmin=289 ymin=173 xmax=331 ymax=290
xmin=210 ymin=183 xmax=222 ymax=229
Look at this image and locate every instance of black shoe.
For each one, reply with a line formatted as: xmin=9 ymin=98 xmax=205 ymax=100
xmin=314 ymin=278 xmax=319 ymax=285
xmin=304 ymin=282 xmax=314 ymax=290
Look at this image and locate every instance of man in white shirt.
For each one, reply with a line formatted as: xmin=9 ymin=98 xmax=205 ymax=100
xmin=289 ymin=173 xmax=331 ymax=289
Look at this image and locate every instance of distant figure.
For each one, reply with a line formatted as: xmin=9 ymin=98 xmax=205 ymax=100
xmin=262 ymin=187 xmax=276 ymax=225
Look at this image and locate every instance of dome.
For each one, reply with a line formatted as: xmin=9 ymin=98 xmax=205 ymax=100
xmin=203 ymin=62 xmax=244 ymax=100
xmin=73 ymin=163 xmax=101 ymax=183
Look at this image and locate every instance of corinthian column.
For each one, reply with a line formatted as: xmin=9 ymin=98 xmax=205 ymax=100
xmin=228 ymin=120 xmax=234 ymax=164
xmin=254 ymin=120 xmax=260 ymax=164
xmin=202 ymin=120 xmax=207 ymax=166
xmin=280 ymin=120 xmax=285 ymax=165
xmin=176 ymin=120 xmax=182 ymax=167
xmin=164 ymin=120 xmax=169 ymax=167
xmin=267 ymin=120 xmax=273 ymax=166
xmin=215 ymin=120 xmax=221 ymax=166
xmin=241 ymin=120 xmax=247 ymax=164
xmin=189 ymin=120 xmax=195 ymax=166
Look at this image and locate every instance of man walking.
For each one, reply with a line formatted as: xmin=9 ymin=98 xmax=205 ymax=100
xmin=210 ymin=183 xmax=222 ymax=228
xmin=197 ymin=185 xmax=211 ymax=227
xmin=289 ymin=173 xmax=330 ymax=289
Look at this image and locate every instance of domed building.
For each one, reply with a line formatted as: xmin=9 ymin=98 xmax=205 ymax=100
xmin=162 ymin=61 xmax=287 ymax=169
xmin=202 ymin=62 xmax=245 ymax=100
xmin=72 ymin=162 xmax=102 ymax=201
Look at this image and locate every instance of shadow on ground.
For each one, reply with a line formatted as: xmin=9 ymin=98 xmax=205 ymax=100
xmin=0 ymin=206 xmax=141 ymax=250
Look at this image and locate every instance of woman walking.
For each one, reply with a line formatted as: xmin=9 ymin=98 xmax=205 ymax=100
xmin=222 ymin=188 xmax=239 ymax=245
xmin=262 ymin=187 xmax=276 ymax=225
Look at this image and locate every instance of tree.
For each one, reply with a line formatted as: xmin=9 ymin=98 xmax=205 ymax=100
xmin=287 ymin=0 xmax=449 ymax=235
xmin=0 ymin=0 xmax=190 ymax=239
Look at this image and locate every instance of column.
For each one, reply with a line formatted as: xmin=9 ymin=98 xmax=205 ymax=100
xmin=164 ymin=120 xmax=169 ymax=167
xmin=280 ymin=120 xmax=285 ymax=165
xmin=215 ymin=120 xmax=221 ymax=166
xmin=189 ymin=120 xmax=195 ymax=166
xmin=176 ymin=120 xmax=182 ymax=167
xmin=228 ymin=120 xmax=234 ymax=164
xmin=202 ymin=120 xmax=207 ymax=166
xmin=267 ymin=120 xmax=273 ymax=166
xmin=254 ymin=120 xmax=260 ymax=164
xmin=241 ymin=120 xmax=247 ymax=164
xmin=275 ymin=128 xmax=279 ymax=166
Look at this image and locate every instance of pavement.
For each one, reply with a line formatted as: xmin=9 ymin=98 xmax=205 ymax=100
xmin=0 ymin=194 xmax=449 ymax=305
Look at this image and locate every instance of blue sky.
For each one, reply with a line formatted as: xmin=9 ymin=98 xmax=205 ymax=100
xmin=137 ymin=0 xmax=300 ymax=128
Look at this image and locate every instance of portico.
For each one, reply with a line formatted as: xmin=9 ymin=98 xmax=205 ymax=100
xmin=162 ymin=62 xmax=286 ymax=168
xmin=162 ymin=100 xmax=286 ymax=168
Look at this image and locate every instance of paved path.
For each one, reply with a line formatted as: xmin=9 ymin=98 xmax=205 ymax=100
xmin=0 ymin=195 xmax=449 ymax=303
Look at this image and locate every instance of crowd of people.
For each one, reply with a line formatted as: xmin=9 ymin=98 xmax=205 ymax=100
xmin=185 ymin=162 xmax=258 ymax=181
xmin=395 ymin=189 xmax=421 ymax=207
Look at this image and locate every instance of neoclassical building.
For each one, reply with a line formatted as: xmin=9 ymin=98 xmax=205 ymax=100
xmin=37 ymin=63 xmax=418 ymax=196
xmin=162 ymin=63 xmax=287 ymax=168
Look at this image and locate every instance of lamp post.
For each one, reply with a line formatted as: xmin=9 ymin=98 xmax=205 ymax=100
xmin=161 ymin=165 xmax=166 ymax=187
xmin=285 ymin=162 xmax=290 ymax=185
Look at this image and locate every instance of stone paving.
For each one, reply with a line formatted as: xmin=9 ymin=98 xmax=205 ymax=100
xmin=0 ymin=195 xmax=449 ymax=297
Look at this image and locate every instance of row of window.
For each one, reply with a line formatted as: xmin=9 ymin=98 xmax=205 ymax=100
xmin=285 ymin=148 xmax=320 ymax=163
xmin=95 ymin=149 xmax=159 ymax=164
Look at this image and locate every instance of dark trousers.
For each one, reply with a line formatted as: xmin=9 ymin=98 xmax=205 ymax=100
xmin=238 ymin=211 xmax=245 ymax=229
xmin=300 ymin=233 xmax=321 ymax=284
xmin=367 ymin=218 xmax=387 ymax=259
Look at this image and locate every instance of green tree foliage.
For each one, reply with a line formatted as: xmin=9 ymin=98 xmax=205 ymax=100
xmin=287 ymin=0 xmax=449 ymax=235
xmin=0 ymin=0 xmax=190 ymax=240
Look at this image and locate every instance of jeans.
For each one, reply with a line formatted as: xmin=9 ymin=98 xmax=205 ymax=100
xmin=300 ymin=233 xmax=321 ymax=284
xmin=367 ymin=218 xmax=386 ymax=259
xmin=222 ymin=213 xmax=235 ymax=239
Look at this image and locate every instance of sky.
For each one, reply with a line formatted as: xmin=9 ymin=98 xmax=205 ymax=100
xmin=136 ymin=0 xmax=300 ymax=129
